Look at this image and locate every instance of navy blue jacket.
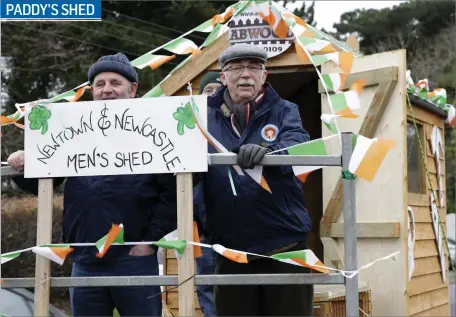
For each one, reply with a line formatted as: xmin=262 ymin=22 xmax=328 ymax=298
xmin=13 ymin=174 xmax=177 ymax=264
xmin=199 ymin=83 xmax=311 ymax=254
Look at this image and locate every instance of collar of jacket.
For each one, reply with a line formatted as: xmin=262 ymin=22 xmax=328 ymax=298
xmin=208 ymin=82 xmax=281 ymax=114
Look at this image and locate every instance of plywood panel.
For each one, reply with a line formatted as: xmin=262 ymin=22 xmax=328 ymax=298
xmin=322 ymin=49 xmax=408 ymax=316
xmin=411 ymin=303 xmax=450 ymax=316
xmin=408 ymin=287 xmax=449 ymax=315
xmin=407 ymin=272 xmax=448 ymax=296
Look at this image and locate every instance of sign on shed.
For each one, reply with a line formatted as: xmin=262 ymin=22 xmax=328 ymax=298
xmin=24 ymin=96 xmax=208 ymax=178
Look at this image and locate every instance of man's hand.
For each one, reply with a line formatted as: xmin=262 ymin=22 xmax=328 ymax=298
xmin=236 ymin=144 xmax=270 ymax=169
xmin=7 ymin=150 xmax=25 ymax=171
xmin=129 ymin=245 xmax=156 ymax=257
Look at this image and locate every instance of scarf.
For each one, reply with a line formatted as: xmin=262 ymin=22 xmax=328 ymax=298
xmin=222 ymin=87 xmax=265 ymax=137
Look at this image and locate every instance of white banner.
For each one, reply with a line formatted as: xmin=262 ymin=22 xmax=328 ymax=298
xmin=24 ymin=96 xmax=208 ymax=178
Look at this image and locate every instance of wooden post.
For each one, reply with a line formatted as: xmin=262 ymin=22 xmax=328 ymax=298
xmin=34 ymin=179 xmax=53 ymax=316
xmin=176 ymin=173 xmax=195 ymax=316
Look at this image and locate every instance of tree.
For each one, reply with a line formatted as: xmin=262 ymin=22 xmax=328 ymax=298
xmin=283 ymin=0 xmax=316 ymax=26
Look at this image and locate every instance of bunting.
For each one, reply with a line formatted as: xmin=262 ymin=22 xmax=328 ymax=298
xmin=32 ymin=245 xmax=74 ymax=266
xmin=0 ymin=223 xmax=399 ymax=279
xmin=348 ymin=135 xmax=396 ymax=181
xmin=131 ymin=54 xmax=176 ymax=70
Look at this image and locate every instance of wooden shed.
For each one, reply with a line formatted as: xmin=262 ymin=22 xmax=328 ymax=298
xmin=149 ymin=2 xmax=453 ymax=316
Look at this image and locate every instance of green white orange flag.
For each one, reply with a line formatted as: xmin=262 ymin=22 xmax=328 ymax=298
xmin=329 ymin=80 xmax=365 ymax=113
xmin=131 ymin=54 xmax=176 ymax=70
xmin=282 ymin=11 xmax=308 ymax=37
xmin=202 ymin=24 xmax=229 ymax=48
xmin=271 ymin=135 xmax=340 ymax=182
xmin=348 ymin=135 xmax=396 ymax=182
xmin=297 ymin=36 xmax=337 ymax=54
xmin=163 ymin=38 xmax=200 ymax=55
xmin=258 ymin=5 xmax=289 ymax=38
xmin=321 ymin=108 xmax=359 ymax=134
xmin=1 ymin=251 xmax=21 ymax=264
xmin=270 ymin=249 xmax=328 ymax=273
xmin=211 ymin=5 xmax=235 ymax=26
xmin=95 ymin=224 xmax=124 ymax=258
xmin=32 ymin=245 xmax=74 ymax=265
xmin=311 ymin=52 xmax=354 ymax=74
xmin=321 ymin=73 xmax=347 ymax=92
xmin=213 ymin=244 xmax=248 ymax=263
xmin=53 ymin=83 xmax=91 ymax=103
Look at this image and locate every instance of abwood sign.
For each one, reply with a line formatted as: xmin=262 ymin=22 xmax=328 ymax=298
xmin=24 ymin=96 xmax=208 ymax=178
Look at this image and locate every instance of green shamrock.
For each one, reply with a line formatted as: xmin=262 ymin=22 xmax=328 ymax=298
xmin=29 ymin=106 xmax=52 ymax=135
xmin=173 ymin=102 xmax=195 ymax=135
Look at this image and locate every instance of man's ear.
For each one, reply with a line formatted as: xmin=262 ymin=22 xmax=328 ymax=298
xmin=130 ymin=82 xmax=139 ymax=97
xmin=220 ymin=72 xmax=227 ymax=86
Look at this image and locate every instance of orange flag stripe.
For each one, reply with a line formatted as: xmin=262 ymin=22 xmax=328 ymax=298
xmin=193 ymin=221 xmax=202 ymax=258
xmin=354 ymin=138 xmax=396 ymax=182
xmin=149 ymin=55 xmax=176 ymax=70
xmin=223 ymin=250 xmax=248 ymax=263
xmin=338 ymin=52 xmax=354 ymax=74
xmin=96 ymin=224 xmax=122 ymax=258
xmin=50 ymin=246 xmax=74 ymax=259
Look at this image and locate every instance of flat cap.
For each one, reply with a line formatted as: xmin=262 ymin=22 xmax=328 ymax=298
xmin=218 ymin=43 xmax=268 ymax=69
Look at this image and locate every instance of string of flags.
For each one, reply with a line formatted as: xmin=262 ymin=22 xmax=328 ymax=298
xmin=1 ymin=223 xmax=400 ymax=279
xmin=406 ymin=70 xmax=455 ymax=126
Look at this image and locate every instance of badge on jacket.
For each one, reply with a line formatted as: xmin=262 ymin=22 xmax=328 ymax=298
xmin=261 ymin=124 xmax=278 ymax=142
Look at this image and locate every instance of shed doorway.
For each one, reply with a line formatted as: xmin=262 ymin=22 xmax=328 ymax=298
xmin=267 ymin=68 xmax=324 ymax=260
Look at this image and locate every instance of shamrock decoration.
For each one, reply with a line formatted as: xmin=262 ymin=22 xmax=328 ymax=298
xmin=173 ymin=102 xmax=195 ymax=135
xmin=29 ymin=105 xmax=52 ymax=135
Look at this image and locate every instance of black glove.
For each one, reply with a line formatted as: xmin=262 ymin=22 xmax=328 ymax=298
xmin=235 ymin=144 xmax=270 ymax=169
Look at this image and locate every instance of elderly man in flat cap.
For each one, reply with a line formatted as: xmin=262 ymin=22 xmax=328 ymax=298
xmin=197 ymin=43 xmax=313 ymax=315
xmin=7 ymin=53 xmax=177 ymax=317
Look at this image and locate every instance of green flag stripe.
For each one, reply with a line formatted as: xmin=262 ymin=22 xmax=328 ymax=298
xmin=202 ymin=24 xmax=223 ymax=48
xmin=310 ymin=55 xmax=329 ymax=66
xmin=193 ymin=19 xmax=213 ymax=33
xmin=131 ymin=54 xmax=156 ymax=68
xmin=329 ymin=93 xmax=348 ymax=112
xmin=288 ymin=139 xmax=327 ymax=156
xmin=322 ymin=74 xmax=334 ymax=91
xmin=271 ymin=250 xmax=306 ymax=261
xmin=143 ymin=85 xmax=164 ymax=98
xmin=153 ymin=239 xmax=187 ymax=255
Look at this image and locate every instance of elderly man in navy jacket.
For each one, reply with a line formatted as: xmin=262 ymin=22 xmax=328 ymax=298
xmin=199 ymin=43 xmax=313 ymax=316
xmin=7 ymin=53 xmax=176 ymax=317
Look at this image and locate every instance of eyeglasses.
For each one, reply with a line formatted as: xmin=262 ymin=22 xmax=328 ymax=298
xmin=223 ymin=65 xmax=264 ymax=76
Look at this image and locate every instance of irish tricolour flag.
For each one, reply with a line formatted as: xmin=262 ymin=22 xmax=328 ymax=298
xmin=348 ymin=135 xmax=396 ymax=182
xmin=271 ymin=249 xmax=328 ymax=273
xmin=280 ymin=135 xmax=340 ymax=182
xmin=32 ymin=245 xmax=74 ymax=266
xmin=95 ymin=224 xmax=124 ymax=258
xmin=1 ymin=251 xmax=21 ymax=264
xmin=213 ymin=244 xmax=249 ymax=263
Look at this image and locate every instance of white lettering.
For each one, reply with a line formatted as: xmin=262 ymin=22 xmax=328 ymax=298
xmin=51 ymin=4 xmax=59 ymax=16
xmin=6 ymin=4 xmax=14 ymax=15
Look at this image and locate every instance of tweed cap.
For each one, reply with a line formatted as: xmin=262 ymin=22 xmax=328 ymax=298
xmin=218 ymin=44 xmax=268 ymax=69
xmin=88 ymin=53 xmax=138 ymax=84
